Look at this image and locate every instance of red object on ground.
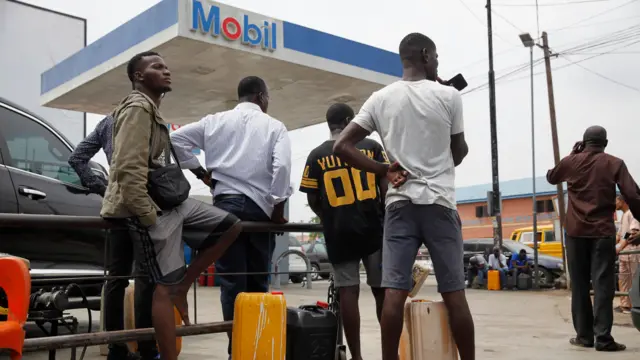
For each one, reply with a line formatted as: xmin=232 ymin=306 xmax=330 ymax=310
xmin=316 ymin=301 xmax=329 ymax=309
xmin=207 ymin=265 xmax=215 ymax=287
xmin=198 ymin=270 xmax=206 ymax=286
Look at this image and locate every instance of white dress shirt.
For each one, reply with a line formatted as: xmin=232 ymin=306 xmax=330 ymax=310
xmin=488 ymin=253 xmax=507 ymax=270
xmin=170 ymin=102 xmax=293 ymax=217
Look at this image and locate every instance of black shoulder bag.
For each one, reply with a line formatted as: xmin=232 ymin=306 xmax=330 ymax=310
xmin=147 ymin=142 xmax=192 ymax=210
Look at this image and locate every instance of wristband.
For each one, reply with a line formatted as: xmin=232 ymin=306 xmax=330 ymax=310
xmin=191 ymin=167 xmax=207 ymax=179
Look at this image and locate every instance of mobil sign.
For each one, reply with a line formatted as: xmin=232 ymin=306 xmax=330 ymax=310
xmin=167 ymin=124 xmax=201 ymax=155
xmin=190 ymin=0 xmax=277 ymax=51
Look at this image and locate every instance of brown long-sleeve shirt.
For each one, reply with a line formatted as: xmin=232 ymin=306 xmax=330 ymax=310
xmin=547 ymin=148 xmax=640 ymax=238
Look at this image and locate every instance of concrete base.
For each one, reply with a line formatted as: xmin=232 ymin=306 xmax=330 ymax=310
xmin=24 ymin=279 xmax=640 ymax=360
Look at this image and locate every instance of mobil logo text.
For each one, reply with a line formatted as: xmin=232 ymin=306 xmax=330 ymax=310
xmin=190 ymin=0 xmax=277 ymax=51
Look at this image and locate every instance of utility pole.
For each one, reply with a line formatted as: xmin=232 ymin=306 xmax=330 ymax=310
xmin=541 ymin=31 xmax=568 ymax=277
xmin=486 ymin=0 xmax=503 ymax=247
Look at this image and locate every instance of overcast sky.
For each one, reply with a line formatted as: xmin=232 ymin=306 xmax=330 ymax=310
xmin=21 ymin=0 xmax=640 ymax=222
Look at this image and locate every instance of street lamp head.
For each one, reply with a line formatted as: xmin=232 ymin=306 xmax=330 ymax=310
xmin=519 ymin=33 xmax=535 ymax=48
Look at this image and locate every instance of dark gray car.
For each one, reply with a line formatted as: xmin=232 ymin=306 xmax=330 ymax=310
xmin=463 ymin=238 xmax=564 ymax=286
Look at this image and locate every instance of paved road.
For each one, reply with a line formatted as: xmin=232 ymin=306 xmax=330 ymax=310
xmin=23 ymin=278 xmax=640 ymax=360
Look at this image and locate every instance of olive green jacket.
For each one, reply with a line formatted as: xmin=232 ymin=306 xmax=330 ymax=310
xmin=100 ymin=90 xmax=170 ymax=227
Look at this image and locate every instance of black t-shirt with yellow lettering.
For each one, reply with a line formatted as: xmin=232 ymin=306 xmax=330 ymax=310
xmin=299 ymin=139 xmax=389 ymax=264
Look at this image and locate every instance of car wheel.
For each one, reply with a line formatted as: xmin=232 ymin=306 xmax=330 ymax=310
xmin=290 ymin=275 xmax=302 ymax=284
xmin=534 ymin=267 xmax=554 ymax=286
xmin=310 ymin=264 xmax=320 ymax=281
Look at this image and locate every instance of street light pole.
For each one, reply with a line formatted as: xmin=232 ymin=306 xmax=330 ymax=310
xmin=486 ymin=0 xmax=503 ymax=247
xmin=519 ymin=32 xmax=539 ymax=289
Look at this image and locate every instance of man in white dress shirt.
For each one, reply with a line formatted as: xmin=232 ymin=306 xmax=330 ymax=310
xmin=170 ymin=76 xmax=292 ymax=357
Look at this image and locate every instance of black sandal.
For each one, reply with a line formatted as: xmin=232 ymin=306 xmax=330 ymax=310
xmin=570 ymin=338 xmax=594 ymax=348
xmin=596 ymin=342 xmax=626 ymax=352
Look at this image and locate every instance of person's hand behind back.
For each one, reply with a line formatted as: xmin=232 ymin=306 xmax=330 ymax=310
xmin=386 ymin=162 xmax=408 ymax=188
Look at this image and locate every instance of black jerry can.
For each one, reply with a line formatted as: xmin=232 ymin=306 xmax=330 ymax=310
xmin=286 ymin=304 xmax=338 ymax=360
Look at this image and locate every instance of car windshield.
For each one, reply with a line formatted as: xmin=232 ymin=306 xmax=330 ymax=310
xmin=504 ymin=241 xmax=534 ymax=255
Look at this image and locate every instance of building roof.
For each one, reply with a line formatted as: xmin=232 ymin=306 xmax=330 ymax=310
xmin=456 ymin=176 xmax=566 ymax=204
xmin=39 ymin=0 xmax=400 ymax=130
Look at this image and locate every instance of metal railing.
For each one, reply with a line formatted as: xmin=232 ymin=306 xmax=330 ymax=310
xmin=619 ymin=248 xmax=640 ymax=255
xmin=24 ymin=321 xmax=233 ymax=352
xmin=0 ymin=213 xmax=323 ymax=357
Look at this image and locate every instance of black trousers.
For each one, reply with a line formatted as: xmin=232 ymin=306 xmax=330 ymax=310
xmin=566 ymin=235 xmax=616 ymax=345
xmin=103 ymin=229 xmax=157 ymax=356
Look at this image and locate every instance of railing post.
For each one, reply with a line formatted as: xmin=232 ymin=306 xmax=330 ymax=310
xmin=272 ymin=250 xmax=312 ymax=290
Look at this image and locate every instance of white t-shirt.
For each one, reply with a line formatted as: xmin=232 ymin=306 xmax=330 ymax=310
xmin=352 ymin=79 xmax=464 ymax=210
xmin=488 ymin=253 xmax=507 ymax=269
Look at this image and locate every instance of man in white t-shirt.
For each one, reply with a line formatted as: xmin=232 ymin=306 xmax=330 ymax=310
xmin=334 ymin=33 xmax=473 ymax=360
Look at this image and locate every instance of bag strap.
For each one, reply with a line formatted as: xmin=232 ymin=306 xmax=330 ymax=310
xmin=167 ymin=141 xmax=183 ymax=169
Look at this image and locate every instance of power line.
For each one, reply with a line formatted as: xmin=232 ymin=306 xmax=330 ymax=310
xmin=560 ymin=54 xmax=640 ymax=93
xmin=494 ymin=0 xmax=617 ymax=6
xmin=559 ymin=0 xmax=639 ymax=30
xmin=456 ymin=0 xmax=519 ymax=46
xmin=453 ymin=15 xmax=640 ymax=76
xmin=491 ymin=8 xmax=529 ymax=33
xmin=559 ymin=24 xmax=640 ymax=53
xmin=567 ymin=50 xmax=640 ymax=53
xmin=462 ymin=37 xmax=640 ymax=95
xmin=462 ymin=58 xmax=546 ymax=94
xmin=547 ymin=14 xmax=640 ymax=32
xmin=553 ymin=23 xmax=640 ymax=53
xmin=465 ymin=26 xmax=639 ymax=93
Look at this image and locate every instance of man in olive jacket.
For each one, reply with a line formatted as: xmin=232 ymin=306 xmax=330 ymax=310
xmin=101 ymin=51 xmax=241 ymax=360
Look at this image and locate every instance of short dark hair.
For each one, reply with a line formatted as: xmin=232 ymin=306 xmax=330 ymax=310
xmin=399 ymin=33 xmax=436 ymax=63
xmin=126 ymin=51 xmax=161 ymax=84
xmin=582 ymin=125 xmax=607 ymax=146
xmin=618 ymin=194 xmax=626 ymax=202
xmin=237 ymin=76 xmax=267 ymax=99
xmin=326 ymin=103 xmax=354 ymax=127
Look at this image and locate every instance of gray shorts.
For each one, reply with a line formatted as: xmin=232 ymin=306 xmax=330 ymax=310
xmin=382 ymin=200 xmax=465 ymax=293
xmin=126 ymin=198 xmax=240 ymax=285
xmin=333 ymin=250 xmax=383 ymax=288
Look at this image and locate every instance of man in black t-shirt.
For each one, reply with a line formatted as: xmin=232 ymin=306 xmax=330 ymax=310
xmin=300 ymin=103 xmax=388 ymax=360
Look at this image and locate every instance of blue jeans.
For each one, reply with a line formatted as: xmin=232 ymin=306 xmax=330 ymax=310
xmin=476 ymin=267 xmax=488 ymax=285
xmin=213 ymin=195 xmax=275 ymax=355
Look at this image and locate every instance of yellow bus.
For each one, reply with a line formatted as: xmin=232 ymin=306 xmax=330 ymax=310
xmin=510 ymin=225 xmax=563 ymax=259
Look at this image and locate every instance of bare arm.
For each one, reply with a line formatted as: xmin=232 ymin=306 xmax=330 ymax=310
xmin=333 ymin=123 xmax=389 ymax=177
xmin=451 ymin=133 xmax=468 ymax=167
xmin=616 ymin=161 xmax=640 ymax=219
xmin=306 ymin=193 xmax=322 ymax=219
xmin=449 ymin=90 xmax=468 ymax=166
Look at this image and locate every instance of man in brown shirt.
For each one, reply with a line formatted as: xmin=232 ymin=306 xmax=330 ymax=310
xmin=547 ymin=125 xmax=640 ymax=352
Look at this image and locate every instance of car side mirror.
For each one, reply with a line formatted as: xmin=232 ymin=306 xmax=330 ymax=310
xmin=89 ymin=160 xmax=108 ymax=182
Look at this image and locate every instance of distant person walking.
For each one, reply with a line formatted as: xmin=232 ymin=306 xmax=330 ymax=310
xmin=547 ymin=125 xmax=640 ymax=351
